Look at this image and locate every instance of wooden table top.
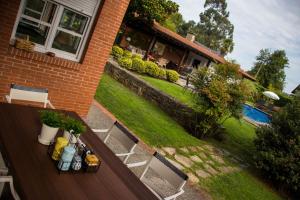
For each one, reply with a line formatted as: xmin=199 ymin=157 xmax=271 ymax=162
xmin=0 ymin=103 xmax=157 ymax=200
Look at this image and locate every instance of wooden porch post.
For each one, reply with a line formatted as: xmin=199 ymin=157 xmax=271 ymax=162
xmin=178 ymin=50 xmax=189 ymax=72
xmin=144 ymin=35 xmax=156 ymax=60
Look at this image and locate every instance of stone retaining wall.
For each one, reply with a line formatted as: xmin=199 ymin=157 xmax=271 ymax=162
xmin=105 ymin=59 xmax=198 ymax=134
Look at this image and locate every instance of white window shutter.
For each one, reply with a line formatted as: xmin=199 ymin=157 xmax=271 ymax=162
xmin=55 ymin=0 xmax=100 ymax=16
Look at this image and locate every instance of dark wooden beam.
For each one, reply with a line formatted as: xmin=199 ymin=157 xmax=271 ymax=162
xmin=144 ymin=36 xmax=156 ymax=60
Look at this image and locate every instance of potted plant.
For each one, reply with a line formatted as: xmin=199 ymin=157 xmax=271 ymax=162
xmin=38 ymin=110 xmax=63 ymax=145
xmin=62 ymin=116 xmax=86 ymax=144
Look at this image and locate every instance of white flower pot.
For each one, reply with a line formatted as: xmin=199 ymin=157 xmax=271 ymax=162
xmin=38 ymin=124 xmax=59 ymax=145
xmin=63 ymin=130 xmax=77 ymax=144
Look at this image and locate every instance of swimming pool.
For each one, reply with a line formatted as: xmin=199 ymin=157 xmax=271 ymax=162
xmin=243 ymin=104 xmax=271 ymax=124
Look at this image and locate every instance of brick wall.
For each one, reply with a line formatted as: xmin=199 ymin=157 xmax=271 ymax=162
xmin=0 ymin=0 xmax=130 ymax=116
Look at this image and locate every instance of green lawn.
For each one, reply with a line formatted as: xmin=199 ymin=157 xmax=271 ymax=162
xmin=140 ymin=74 xmax=257 ymax=162
xmin=95 ymin=74 xmax=282 ymax=200
xmin=139 ymin=75 xmax=196 ymax=108
xmin=200 ymin=171 xmax=281 ymax=200
xmin=95 ymin=74 xmax=202 ymax=147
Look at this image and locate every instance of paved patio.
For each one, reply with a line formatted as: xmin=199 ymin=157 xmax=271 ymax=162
xmin=85 ymin=101 xmax=210 ymax=200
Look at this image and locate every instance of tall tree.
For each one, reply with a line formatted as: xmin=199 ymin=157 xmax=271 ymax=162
xmin=196 ymin=0 xmax=234 ymax=55
xmin=162 ymin=12 xmax=184 ymax=32
xmin=177 ymin=20 xmax=197 ymax=37
xmin=250 ymin=49 xmax=289 ymax=91
xmin=125 ymin=0 xmax=179 ymax=24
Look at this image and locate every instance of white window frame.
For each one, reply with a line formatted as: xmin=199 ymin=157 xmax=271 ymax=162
xmin=10 ymin=0 xmax=101 ymax=62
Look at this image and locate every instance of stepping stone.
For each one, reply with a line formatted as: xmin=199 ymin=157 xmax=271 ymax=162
xmin=162 ymin=147 xmax=176 ymax=155
xmin=197 ymin=146 xmax=204 ymax=151
xmin=203 ymin=145 xmax=215 ymax=152
xmin=166 ymin=158 xmax=184 ymax=170
xmin=206 ymin=160 xmax=215 ymax=165
xmin=187 ymin=172 xmax=199 ymax=184
xmin=198 ymin=152 xmax=207 ymax=159
xmin=218 ymin=166 xmax=234 ymax=174
xmin=195 ymin=169 xmax=211 ymax=178
xmin=211 ymin=155 xmax=225 ymax=164
xmin=221 ymin=149 xmax=231 ymax=156
xmin=203 ymin=164 xmax=218 ymax=175
xmin=212 ymin=148 xmax=224 ymax=156
xmin=179 ymin=147 xmax=189 ymax=153
xmin=188 ymin=146 xmax=198 ymax=152
xmin=155 ymin=148 xmax=166 ymax=156
xmin=174 ymin=154 xmax=193 ymax=168
xmin=190 ymin=155 xmax=203 ymax=163
xmin=218 ymin=166 xmax=241 ymax=174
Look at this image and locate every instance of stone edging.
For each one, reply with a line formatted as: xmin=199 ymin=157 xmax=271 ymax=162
xmin=105 ymin=59 xmax=198 ymax=135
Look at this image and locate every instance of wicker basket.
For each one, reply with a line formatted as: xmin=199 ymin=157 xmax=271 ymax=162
xmin=15 ymin=35 xmax=35 ymax=52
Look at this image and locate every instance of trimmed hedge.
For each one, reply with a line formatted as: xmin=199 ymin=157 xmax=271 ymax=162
xmin=123 ymin=50 xmax=132 ymax=58
xmin=132 ymin=58 xmax=146 ymax=73
xmin=118 ymin=57 xmax=132 ymax=69
xmin=132 ymin=54 xmax=142 ymax=59
xmin=158 ymin=68 xmax=166 ymax=79
xmin=111 ymin=46 xmax=123 ymax=59
xmin=145 ymin=61 xmax=160 ymax=77
xmin=111 ymin=46 xmax=179 ymax=83
xmin=166 ymin=70 xmax=179 ymax=82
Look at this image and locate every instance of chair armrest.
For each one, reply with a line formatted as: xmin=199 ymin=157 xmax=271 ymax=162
xmin=47 ymin=100 xmax=55 ymax=109
xmin=164 ymin=189 xmax=184 ymax=200
xmin=115 ymin=152 xmax=135 ymax=157
xmin=127 ymin=160 xmax=147 ymax=168
xmin=92 ymin=129 xmax=109 ymax=133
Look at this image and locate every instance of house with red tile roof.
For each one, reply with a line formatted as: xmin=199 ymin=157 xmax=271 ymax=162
xmin=119 ymin=20 xmax=255 ymax=81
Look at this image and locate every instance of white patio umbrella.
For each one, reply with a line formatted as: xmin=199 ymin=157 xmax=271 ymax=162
xmin=263 ymin=91 xmax=280 ymax=100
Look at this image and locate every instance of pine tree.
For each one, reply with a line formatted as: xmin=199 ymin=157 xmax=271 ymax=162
xmin=250 ymin=49 xmax=289 ymax=91
xmin=196 ymin=0 xmax=234 ymax=55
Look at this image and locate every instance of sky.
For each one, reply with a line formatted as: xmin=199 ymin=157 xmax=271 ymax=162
xmin=173 ymin=0 xmax=300 ymax=93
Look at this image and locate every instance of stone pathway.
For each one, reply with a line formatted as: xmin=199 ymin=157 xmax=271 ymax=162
xmin=86 ymin=101 xmax=209 ymax=200
xmin=157 ymin=144 xmax=247 ymax=184
xmin=86 ymin=101 xmax=247 ymax=199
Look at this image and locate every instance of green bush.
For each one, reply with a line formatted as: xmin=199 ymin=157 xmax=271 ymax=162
xmin=63 ymin=116 xmax=86 ymax=136
xmin=132 ymin=58 xmax=145 ymax=73
xmin=158 ymin=68 xmax=166 ymax=79
xmin=123 ymin=50 xmax=132 ymax=58
xmin=118 ymin=57 xmax=132 ymax=69
xmin=166 ymin=70 xmax=179 ymax=82
xmin=111 ymin=45 xmax=123 ymax=60
xmin=132 ymin=54 xmax=142 ymax=59
xmin=254 ymin=96 xmax=300 ymax=192
xmin=145 ymin=61 xmax=160 ymax=77
xmin=39 ymin=110 xmax=63 ymax=128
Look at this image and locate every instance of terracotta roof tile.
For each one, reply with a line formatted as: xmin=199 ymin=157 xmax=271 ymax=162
xmin=152 ymin=22 xmax=226 ymax=64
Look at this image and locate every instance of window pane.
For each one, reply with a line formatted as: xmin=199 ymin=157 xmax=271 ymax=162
xmin=24 ymin=9 xmax=41 ymax=20
xmin=24 ymin=0 xmax=45 ymax=13
xmin=23 ymin=1 xmax=57 ymax=24
xmin=59 ymin=9 xmax=88 ymax=34
xmin=16 ymin=20 xmax=49 ymax=45
xmin=52 ymin=31 xmax=81 ymax=54
xmin=40 ymin=2 xmax=57 ymax=24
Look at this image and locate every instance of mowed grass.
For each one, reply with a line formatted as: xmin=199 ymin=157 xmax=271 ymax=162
xmin=139 ymin=75 xmax=196 ymax=108
xmin=200 ymin=171 xmax=282 ymax=200
xmin=95 ymin=74 xmax=283 ymax=200
xmin=95 ymin=74 xmax=202 ymax=147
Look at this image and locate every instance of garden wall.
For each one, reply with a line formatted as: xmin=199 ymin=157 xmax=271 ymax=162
xmin=105 ymin=59 xmax=198 ymax=134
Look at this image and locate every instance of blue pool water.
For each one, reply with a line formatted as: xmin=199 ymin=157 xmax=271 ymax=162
xmin=243 ymin=104 xmax=271 ymax=124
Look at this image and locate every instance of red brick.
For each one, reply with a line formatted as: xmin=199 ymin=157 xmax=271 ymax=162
xmin=0 ymin=0 xmax=130 ymax=116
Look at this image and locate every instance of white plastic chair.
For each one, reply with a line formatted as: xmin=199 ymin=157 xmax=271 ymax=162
xmin=92 ymin=121 xmax=147 ymax=167
xmin=139 ymin=152 xmax=188 ymax=200
xmin=5 ymin=83 xmax=55 ymax=109
xmin=0 ymin=153 xmax=20 ymax=200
